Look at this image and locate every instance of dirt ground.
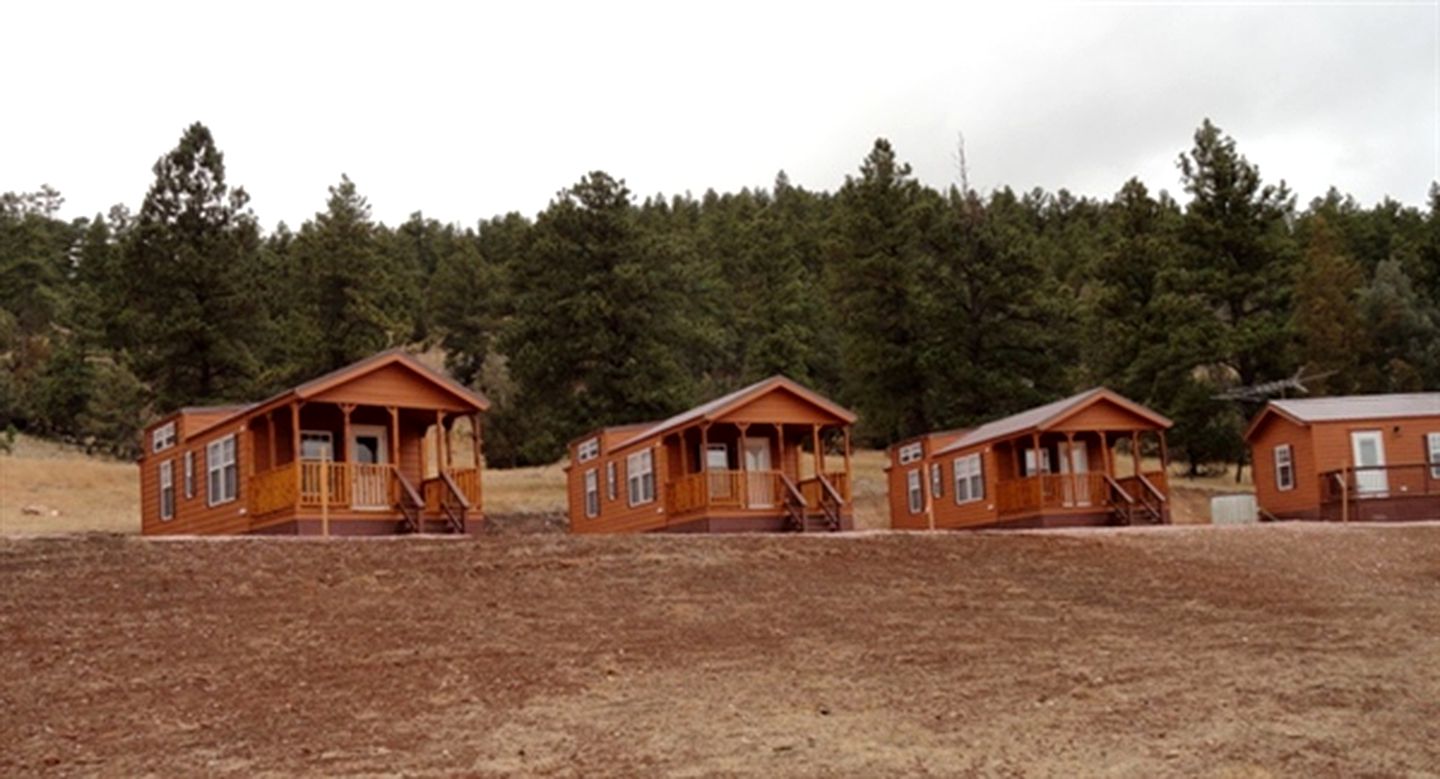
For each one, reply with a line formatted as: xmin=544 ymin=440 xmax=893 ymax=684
xmin=2 ymin=523 xmax=1436 ymax=777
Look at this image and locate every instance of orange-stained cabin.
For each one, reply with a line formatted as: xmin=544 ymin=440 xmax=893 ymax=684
xmin=566 ymin=377 xmax=858 ymax=533
xmin=887 ymin=389 xmax=1173 ymax=530
xmin=138 ymin=350 xmax=489 ymax=536
xmin=1244 ymin=394 xmax=1440 ymax=522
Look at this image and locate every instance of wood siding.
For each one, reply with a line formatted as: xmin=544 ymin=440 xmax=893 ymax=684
xmin=310 ymin=363 xmax=471 ymax=411
xmin=888 ymin=439 xmax=1000 ymax=530
xmin=1252 ymin=412 xmax=1440 ymax=518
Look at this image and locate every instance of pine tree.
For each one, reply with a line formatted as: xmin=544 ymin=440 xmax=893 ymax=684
xmin=118 ymin=123 xmax=264 ymax=409
xmin=1292 ymin=216 xmax=1366 ymax=393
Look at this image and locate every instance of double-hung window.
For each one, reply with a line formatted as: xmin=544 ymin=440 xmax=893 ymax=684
xmin=1427 ymin=434 xmax=1440 ymax=479
xmin=953 ymin=454 xmax=984 ymax=504
xmin=183 ymin=451 xmax=195 ymax=499
xmin=627 ymin=450 xmax=655 ymax=506
xmin=207 ymin=434 xmax=238 ymax=506
xmin=159 ymin=460 xmax=175 ymax=520
xmin=152 ymin=421 xmax=176 ymax=453
xmin=1273 ymin=444 xmax=1295 ymax=491
xmin=906 ymin=470 xmax=923 ymax=514
xmin=584 ymin=469 xmax=600 ymax=518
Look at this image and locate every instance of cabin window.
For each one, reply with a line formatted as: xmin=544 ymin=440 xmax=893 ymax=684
xmin=159 ymin=460 xmax=175 ymax=520
xmin=906 ymin=470 xmax=923 ymax=514
xmin=301 ymin=431 xmax=334 ymax=461
xmin=1428 ymin=434 xmax=1440 ymax=479
xmin=898 ymin=442 xmax=923 ymax=465
xmin=930 ymin=463 xmax=943 ymax=498
xmin=954 ymin=454 xmax=984 ymax=504
xmin=577 ymin=437 xmax=599 ymax=463
xmin=1273 ymin=445 xmax=1294 ymax=491
xmin=584 ymin=469 xmax=600 ymax=518
xmin=606 ymin=461 xmax=617 ymax=501
xmin=183 ymin=451 xmax=195 ymax=499
xmin=207 ymin=434 xmax=238 ymax=506
xmin=152 ymin=421 xmax=176 ymax=453
xmin=627 ymin=450 xmax=655 ymax=506
xmin=706 ymin=444 xmax=728 ymax=470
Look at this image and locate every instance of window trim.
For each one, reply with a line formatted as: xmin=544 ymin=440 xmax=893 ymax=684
xmin=906 ymin=469 xmax=923 ymax=514
xmin=152 ymin=421 xmax=176 ymax=453
xmin=577 ymin=437 xmax=600 ymax=463
xmin=1273 ymin=444 xmax=1295 ymax=491
xmin=953 ymin=453 xmax=984 ymax=505
xmin=584 ymin=468 xmax=600 ymax=518
xmin=158 ymin=459 xmax=175 ymax=521
xmin=206 ymin=434 xmax=238 ymax=507
xmin=627 ymin=449 xmax=656 ymax=507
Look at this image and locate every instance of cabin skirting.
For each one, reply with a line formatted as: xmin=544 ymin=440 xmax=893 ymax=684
xmin=934 ymin=511 xmax=1116 ymax=532
xmin=661 ymin=514 xmax=855 ymax=534
xmin=1317 ymin=497 xmax=1440 ymax=523
xmin=246 ymin=515 xmax=483 ymax=536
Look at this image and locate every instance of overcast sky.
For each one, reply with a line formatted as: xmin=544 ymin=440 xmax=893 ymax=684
xmin=4 ymin=1 xmax=1437 ymax=228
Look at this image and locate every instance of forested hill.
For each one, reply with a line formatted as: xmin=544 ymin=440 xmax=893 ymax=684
xmin=2 ymin=120 xmax=1438 ymax=468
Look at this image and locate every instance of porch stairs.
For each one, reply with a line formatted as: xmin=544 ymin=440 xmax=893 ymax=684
xmin=1103 ymin=475 xmax=1167 ymax=526
xmin=394 ymin=471 xmax=469 ymax=534
xmin=780 ymin=475 xmax=843 ymax=533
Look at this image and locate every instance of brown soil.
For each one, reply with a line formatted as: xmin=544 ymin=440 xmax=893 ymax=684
xmin=2 ymin=523 xmax=1437 ymax=777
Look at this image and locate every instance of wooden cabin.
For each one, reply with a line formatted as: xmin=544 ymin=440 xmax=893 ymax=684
xmin=138 ymin=350 xmax=489 ymax=536
xmin=886 ymin=388 xmax=1173 ymax=530
xmin=1244 ymin=394 xmax=1440 ymax=522
xmin=566 ymin=376 xmax=858 ymax=533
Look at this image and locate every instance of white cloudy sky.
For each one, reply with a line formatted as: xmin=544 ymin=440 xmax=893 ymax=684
xmin=4 ymin=1 xmax=1437 ymax=228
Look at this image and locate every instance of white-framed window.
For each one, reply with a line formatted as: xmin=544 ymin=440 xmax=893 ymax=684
xmin=627 ymin=449 xmax=655 ymax=506
xmin=584 ymin=469 xmax=600 ymax=518
xmin=152 ymin=421 xmax=176 ymax=453
xmin=207 ymin=434 xmax=238 ymax=506
xmin=1273 ymin=444 xmax=1295 ymax=491
xmin=898 ymin=442 xmax=923 ymax=465
xmin=577 ymin=437 xmax=599 ymax=463
xmin=930 ymin=463 xmax=943 ymax=498
xmin=183 ymin=451 xmax=195 ymax=499
xmin=158 ymin=460 xmax=175 ymax=520
xmin=906 ymin=469 xmax=923 ymax=514
xmin=300 ymin=430 xmax=334 ymax=461
xmin=606 ymin=461 xmax=617 ymax=501
xmin=954 ymin=453 xmax=984 ymax=504
xmin=1427 ymin=433 xmax=1440 ymax=479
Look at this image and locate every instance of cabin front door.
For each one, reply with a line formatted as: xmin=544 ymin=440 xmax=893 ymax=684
xmin=350 ymin=425 xmax=390 ymax=509
xmin=1350 ymin=430 xmax=1388 ymax=496
xmin=743 ymin=438 xmax=774 ymax=508
xmin=1058 ymin=442 xmax=1091 ymax=507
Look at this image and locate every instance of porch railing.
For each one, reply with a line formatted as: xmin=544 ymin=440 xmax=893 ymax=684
xmin=249 ymin=461 xmax=398 ymax=515
xmin=423 ymin=467 xmax=481 ymax=511
xmin=666 ymin=470 xmax=786 ymax=515
xmin=1321 ymin=464 xmax=1440 ymax=503
xmin=996 ymin=473 xmax=1111 ymax=516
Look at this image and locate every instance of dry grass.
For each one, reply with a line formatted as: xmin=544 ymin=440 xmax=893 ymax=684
xmin=482 ymin=461 xmax=569 ymax=515
xmin=0 ymin=436 xmax=139 ymax=535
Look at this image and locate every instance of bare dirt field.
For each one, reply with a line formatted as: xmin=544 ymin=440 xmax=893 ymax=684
xmin=2 ymin=523 xmax=1436 ymax=777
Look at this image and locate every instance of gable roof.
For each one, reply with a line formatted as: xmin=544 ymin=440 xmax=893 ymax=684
xmin=179 ymin=350 xmax=488 ymax=441
xmin=932 ymin=388 xmax=1171 ymax=457
xmin=1244 ymin=393 xmax=1440 ymax=441
xmin=607 ymin=376 xmax=857 ymax=453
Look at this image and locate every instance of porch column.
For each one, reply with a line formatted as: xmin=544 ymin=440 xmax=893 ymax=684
xmin=1065 ymin=431 xmax=1078 ymax=507
xmin=435 ymin=410 xmax=447 ymax=474
xmin=290 ymin=402 xmax=302 ymax=510
xmin=387 ymin=406 xmax=400 ymax=465
xmin=266 ymin=411 xmax=277 ymax=471
xmin=471 ymin=413 xmax=483 ymax=469
xmin=842 ymin=427 xmax=853 ymax=501
xmin=737 ymin=422 xmax=750 ymax=508
xmin=1101 ymin=431 xmax=1112 ymax=477
xmin=812 ymin=424 xmax=823 ymax=478
xmin=700 ymin=423 xmax=711 ymax=508
xmin=1132 ymin=431 xmax=1141 ymax=479
xmin=774 ymin=424 xmax=785 ymax=479
xmin=1158 ymin=430 xmax=1170 ymax=473
xmin=341 ymin=404 xmax=355 ymax=463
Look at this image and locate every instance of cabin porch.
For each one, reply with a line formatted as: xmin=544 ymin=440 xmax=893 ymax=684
xmin=660 ymin=421 xmax=854 ymax=531
xmin=1318 ymin=465 xmax=1440 ymax=522
xmin=244 ymin=401 xmax=483 ymax=534
xmin=990 ymin=428 xmax=1170 ymax=525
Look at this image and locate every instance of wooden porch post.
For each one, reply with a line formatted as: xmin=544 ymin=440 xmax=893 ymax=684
xmin=1065 ymin=432 xmax=1078 ymax=507
xmin=842 ymin=427 xmax=853 ymax=501
xmin=1101 ymin=431 xmax=1112 ymax=477
xmin=1132 ymin=431 xmax=1141 ymax=479
xmin=1158 ymin=430 xmax=1170 ymax=474
xmin=388 ymin=406 xmax=400 ymax=506
xmin=700 ymin=423 xmax=711 ymax=508
xmin=812 ymin=424 xmax=824 ymax=478
xmin=471 ymin=413 xmax=483 ymax=469
xmin=266 ymin=411 xmax=277 ymax=471
xmin=774 ymin=424 xmax=785 ymax=478
xmin=341 ymin=403 xmax=355 ymax=463
xmin=435 ymin=410 xmax=447 ymax=475
xmin=291 ymin=402 xmax=302 ymax=511
xmin=737 ymin=422 xmax=750 ymax=509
